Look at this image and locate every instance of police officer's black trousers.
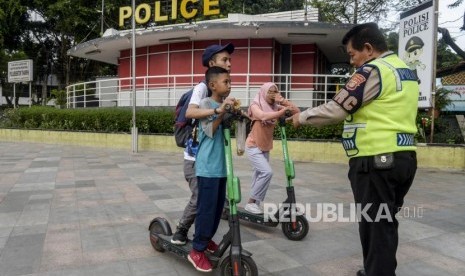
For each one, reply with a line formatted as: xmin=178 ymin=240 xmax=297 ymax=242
xmin=348 ymin=151 xmax=417 ymax=276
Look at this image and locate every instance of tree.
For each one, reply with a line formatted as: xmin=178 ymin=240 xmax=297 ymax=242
xmin=220 ymin=0 xmax=303 ymax=15
xmin=308 ymin=0 xmax=411 ymax=24
xmin=436 ymin=38 xmax=462 ymax=68
xmin=0 ymin=1 xmax=29 ymax=107
xmin=0 ymin=1 xmax=28 ymax=50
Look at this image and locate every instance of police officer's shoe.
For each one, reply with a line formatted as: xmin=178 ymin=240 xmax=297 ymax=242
xmin=356 ymin=269 xmax=366 ymax=276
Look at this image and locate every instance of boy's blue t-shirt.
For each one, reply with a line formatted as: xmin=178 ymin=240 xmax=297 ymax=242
xmin=195 ymin=98 xmax=226 ymax=178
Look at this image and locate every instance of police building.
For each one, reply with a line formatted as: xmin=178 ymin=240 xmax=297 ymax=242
xmin=67 ymin=3 xmax=353 ymax=108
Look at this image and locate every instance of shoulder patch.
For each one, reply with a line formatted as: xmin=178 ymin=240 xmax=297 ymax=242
xmin=346 ymin=73 xmax=367 ymax=91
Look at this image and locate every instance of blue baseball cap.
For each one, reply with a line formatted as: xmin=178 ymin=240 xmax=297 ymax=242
xmin=202 ymin=43 xmax=235 ymax=67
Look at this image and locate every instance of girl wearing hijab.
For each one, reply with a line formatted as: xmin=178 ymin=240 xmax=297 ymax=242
xmin=244 ymin=82 xmax=298 ymax=214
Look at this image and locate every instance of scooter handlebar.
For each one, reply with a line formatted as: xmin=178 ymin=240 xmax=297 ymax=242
xmin=279 ymin=109 xmax=292 ymax=125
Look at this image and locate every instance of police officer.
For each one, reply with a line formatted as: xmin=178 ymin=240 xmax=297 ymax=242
xmin=291 ymin=23 xmax=419 ymax=276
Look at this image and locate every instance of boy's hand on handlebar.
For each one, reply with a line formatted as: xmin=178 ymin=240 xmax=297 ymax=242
xmin=219 ymin=97 xmax=236 ymax=113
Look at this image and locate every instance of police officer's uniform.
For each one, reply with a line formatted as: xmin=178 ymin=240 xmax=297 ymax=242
xmin=298 ymin=51 xmax=419 ymax=276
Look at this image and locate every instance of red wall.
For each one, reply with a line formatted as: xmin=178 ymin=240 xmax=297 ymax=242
xmin=118 ymin=39 xmax=280 ymax=90
xmin=291 ymin=44 xmax=316 ymax=89
xmin=148 ymin=44 xmax=168 ymax=87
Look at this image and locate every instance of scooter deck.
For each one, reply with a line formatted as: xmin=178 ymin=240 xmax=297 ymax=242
xmin=157 ymin=234 xmax=192 ymax=256
xmin=154 ymin=234 xmax=221 ymax=265
xmin=225 ymin=206 xmax=279 ymax=227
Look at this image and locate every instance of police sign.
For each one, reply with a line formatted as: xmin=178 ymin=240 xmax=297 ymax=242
xmin=8 ymin=60 xmax=33 ymax=83
xmin=119 ymin=0 xmax=220 ymax=27
xmin=398 ymin=0 xmax=436 ymax=108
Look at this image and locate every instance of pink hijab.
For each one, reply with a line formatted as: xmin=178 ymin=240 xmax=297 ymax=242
xmin=248 ymin=82 xmax=279 ymax=126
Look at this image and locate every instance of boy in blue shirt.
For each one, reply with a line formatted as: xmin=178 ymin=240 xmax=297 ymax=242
xmin=188 ymin=66 xmax=231 ymax=272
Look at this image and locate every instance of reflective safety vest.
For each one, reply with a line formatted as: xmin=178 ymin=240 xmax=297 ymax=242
xmin=342 ymin=54 xmax=419 ymax=158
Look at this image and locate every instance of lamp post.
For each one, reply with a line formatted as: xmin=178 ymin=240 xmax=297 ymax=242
xmin=429 ymin=0 xmax=439 ymax=143
xmin=131 ymin=0 xmax=138 ymax=153
xmin=101 ymin=0 xmax=104 ymax=36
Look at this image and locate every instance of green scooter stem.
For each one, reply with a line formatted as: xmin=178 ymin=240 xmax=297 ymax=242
xmin=223 ymin=127 xmax=241 ymax=216
xmin=279 ymin=117 xmax=295 ymax=188
xmin=222 ymin=112 xmax=247 ymax=275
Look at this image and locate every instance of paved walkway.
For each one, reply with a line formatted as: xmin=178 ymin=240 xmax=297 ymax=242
xmin=0 ymin=141 xmax=464 ymax=276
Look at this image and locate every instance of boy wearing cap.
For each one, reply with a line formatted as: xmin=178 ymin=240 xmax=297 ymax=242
xmin=171 ymin=43 xmax=235 ymax=246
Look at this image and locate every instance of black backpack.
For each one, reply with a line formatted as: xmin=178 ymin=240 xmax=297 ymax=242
xmin=174 ymin=89 xmax=195 ymax=148
xmin=174 ymin=81 xmax=208 ymax=148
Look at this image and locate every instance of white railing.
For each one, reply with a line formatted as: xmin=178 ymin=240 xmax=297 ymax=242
xmin=66 ymin=73 xmax=348 ymax=108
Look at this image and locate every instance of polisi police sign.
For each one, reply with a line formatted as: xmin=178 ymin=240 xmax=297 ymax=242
xmin=8 ymin=59 xmax=33 ymax=83
xmin=119 ymin=0 xmax=220 ymax=27
xmin=398 ymin=0 xmax=436 ymax=109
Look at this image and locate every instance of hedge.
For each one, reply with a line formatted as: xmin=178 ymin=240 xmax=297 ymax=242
xmin=0 ymin=106 xmax=344 ymax=140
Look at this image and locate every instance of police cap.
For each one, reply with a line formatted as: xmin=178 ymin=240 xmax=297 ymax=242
xmin=405 ymin=36 xmax=424 ymax=52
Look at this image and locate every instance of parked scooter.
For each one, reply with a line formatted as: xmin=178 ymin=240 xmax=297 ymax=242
xmin=223 ymin=111 xmax=309 ymax=241
xmin=149 ymin=108 xmax=258 ymax=276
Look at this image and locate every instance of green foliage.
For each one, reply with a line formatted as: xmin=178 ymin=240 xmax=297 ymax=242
xmin=0 ymin=1 xmax=28 ymax=50
xmin=50 ymin=89 xmax=67 ymax=107
xmin=220 ymin=0 xmax=303 ymax=16
xmin=0 ymin=106 xmax=343 ymax=140
xmin=386 ymin=32 xmax=399 ymax=53
xmin=0 ymin=106 xmax=173 ymax=134
xmin=433 ymin=116 xmax=465 ymax=144
xmin=309 ymin=0 xmax=393 ymax=24
xmin=435 ymin=87 xmax=462 ymax=110
xmin=415 ymin=112 xmax=464 ymax=144
xmin=436 ymin=39 xmax=462 ymax=69
xmin=2 ymin=107 xmax=461 ymax=144
xmin=274 ymin=121 xmax=343 ymax=140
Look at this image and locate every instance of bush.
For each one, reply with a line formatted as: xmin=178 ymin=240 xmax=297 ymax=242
xmin=0 ymin=106 xmax=343 ymax=140
xmin=50 ymin=89 xmax=67 ymax=107
xmin=0 ymin=106 xmax=174 ymax=134
xmin=415 ymin=111 xmax=464 ymax=144
xmin=2 ymin=107 xmax=462 ymax=144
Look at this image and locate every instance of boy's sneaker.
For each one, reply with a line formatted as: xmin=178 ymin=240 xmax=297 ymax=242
xmin=206 ymin=240 xmax=219 ymax=253
xmin=245 ymin=203 xmax=263 ymax=214
xmin=171 ymin=226 xmax=188 ymax=245
xmin=188 ymin=249 xmax=212 ymax=272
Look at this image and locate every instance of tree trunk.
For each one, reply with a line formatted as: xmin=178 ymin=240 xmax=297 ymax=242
xmin=438 ymin=27 xmax=465 ymax=59
xmin=354 ymin=0 xmax=358 ymax=24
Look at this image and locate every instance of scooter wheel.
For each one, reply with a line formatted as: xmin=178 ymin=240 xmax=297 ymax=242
xmin=219 ymin=255 xmax=258 ymax=276
xmin=149 ymin=217 xmax=172 ymax=252
xmin=281 ymin=215 xmax=309 ymax=241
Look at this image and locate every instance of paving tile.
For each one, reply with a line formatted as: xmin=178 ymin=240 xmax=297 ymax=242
xmin=0 ymin=141 xmax=464 ymax=276
xmin=242 ymin=240 xmax=301 ymax=272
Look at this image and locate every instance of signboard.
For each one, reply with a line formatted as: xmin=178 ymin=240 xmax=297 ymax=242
xmin=399 ymin=0 xmax=436 ymax=108
xmin=8 ymin=60 xmax=33 ymax=83
xmin=119 ymin=0 xmax=220 ymax=27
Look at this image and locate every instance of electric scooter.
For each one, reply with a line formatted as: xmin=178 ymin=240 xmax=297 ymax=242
xmin=148 ymin=109 xmax=258 ymax=276
xmin=223 ymin=112 xmax=309 ymax=241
